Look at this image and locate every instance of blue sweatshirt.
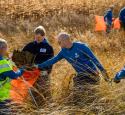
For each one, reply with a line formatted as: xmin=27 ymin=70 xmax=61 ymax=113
xmin=119 ymin=7 xmax=125 ymax=23
xmin=104 ymin=9 xmax=113 ymax=25
xmin=0 ymin=57 xmax=24 ymax=80
xmin=114 ymin=67 xmax=125 ymax=81
xmin=38 ymin=42 xmax=105 ymax=74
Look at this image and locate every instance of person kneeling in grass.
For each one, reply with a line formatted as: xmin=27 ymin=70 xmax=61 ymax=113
xmin=34 ymin=32 xmax=109 ymax=87
xmin=0 ymin=38 xmax=24 ymax=114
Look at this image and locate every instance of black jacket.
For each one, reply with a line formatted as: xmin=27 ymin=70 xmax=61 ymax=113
xmin=23 ymin=39 xmax=54 ymax=71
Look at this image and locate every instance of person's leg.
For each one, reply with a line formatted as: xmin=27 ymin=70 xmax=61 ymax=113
xmin=120 ymin=22 xmax=125 ymax=30
xmin=32 ymin=71 xmax=51 ymax=106
xmin=0 ymin=100 xmax=11 ymax=115
xmin=73 ymin=73 xmax=100 ymax=87
xmin=106 ymin=22 xmax=112 ymax=34
xmin=73 ymin=74 xmax=100 ymax=105
xmin=123 ymin=22 xmax=125 ymax=31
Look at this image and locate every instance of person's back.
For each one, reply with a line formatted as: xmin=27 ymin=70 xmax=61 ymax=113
xmin=119 ymin=7 xmax=125 ymax=30
xmin=104 ymin=9 xmax=113 ymax=24
xmin=119 ymin=7 xmax=125 ymax=22
xmin=59 ymin=42 xmax=104 ymax=74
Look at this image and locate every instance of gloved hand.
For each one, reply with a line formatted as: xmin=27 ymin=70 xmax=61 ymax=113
xmin=19 ymin=67 xmax=26 ymax=74
xmin=41 ymin=71 xmax=48 ymax=76
xmin=113 ymin=78 xmax=120 ymax=83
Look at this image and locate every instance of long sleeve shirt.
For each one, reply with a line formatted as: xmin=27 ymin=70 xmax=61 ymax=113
xmin=0 ymin=69 xmax=24 ymax=80
xmin=114 ymin=67 xmax=125 ymax=80
xmin=38 ymin=42 xmax=105 ymax=74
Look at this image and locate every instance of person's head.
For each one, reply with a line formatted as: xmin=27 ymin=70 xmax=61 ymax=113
xmin=34 ymin=26 xmax=46 ymax=43
xmin=109 ymin=5 xmax=114 ymax=11
xmin=0 ymin=38 xmax=8 ymax=57
xmin=57 ymin=32 xmax=73 ymax=48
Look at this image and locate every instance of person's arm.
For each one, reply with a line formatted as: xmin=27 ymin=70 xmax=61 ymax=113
xmin=2 ymin=69 xmax=24 ymax=79
xmin=114 ymin=68 xmax=125 ymax=83
xmin=80 ymin=44 xmax=105 ymax=71
xmin=43 ymin=45 xmax=54 ymax=72
xmin=119 ymin=9 xmax=125 ymax=22
xmin=104 ymin=10 xmax=112 ymax=23
xmin=79 ymin=44 xmax=110 ymax=81
xmin=37 ymin=51 xmax=63 ymax=69
xmin=22 ymin=43 xmax=32 ymax=52
xmin=49 ymin=45 xmax=54 ymax=58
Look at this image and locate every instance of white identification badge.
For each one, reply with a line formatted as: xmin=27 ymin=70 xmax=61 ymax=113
xmin=40 ymin=48 xmax=47 ymax=53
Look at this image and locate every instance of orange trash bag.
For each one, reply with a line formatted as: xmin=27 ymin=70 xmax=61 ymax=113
xmin=113 ymin=18 xmax=121 ymax=29
xmin=95 ymin=15 xmax=106 ymax=32
xmin=10 ymin=68 xmax=40 ymax=103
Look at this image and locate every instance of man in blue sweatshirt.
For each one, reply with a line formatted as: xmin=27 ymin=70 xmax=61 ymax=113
xmin=119 ymin=7 xmax=125 ymax=30
xmin=104 ymin=6 xmax=114 ymax=33
xmin=0 ymin=38 xmax=24 ymax=114
xmin=34 ymin=32 xmax=109 ymax=87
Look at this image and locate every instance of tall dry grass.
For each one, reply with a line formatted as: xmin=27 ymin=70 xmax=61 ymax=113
xmin=1 ymin=0 xmax=125 ymax=114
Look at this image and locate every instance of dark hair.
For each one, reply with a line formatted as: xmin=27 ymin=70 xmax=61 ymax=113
xmin=34 ymin=26 xmax=46 ymax=36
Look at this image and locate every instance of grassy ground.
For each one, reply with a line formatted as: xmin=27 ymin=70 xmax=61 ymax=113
xmin=1 ymin=0 xmax=125 ymax=114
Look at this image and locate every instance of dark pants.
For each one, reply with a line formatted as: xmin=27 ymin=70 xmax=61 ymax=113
xmin=72 ymin=73 xmax=100 ymax=105
xmin=32 ymin=72 xmax=51 ymax=106
xmin=0 ymin=100 xmax=11 ymax=115
xmin=73 ymin=73 xmax=100 ymax=87
xmin=105 ymin=22 xmax=112 ymax=33
xmin=120 ymin=22 xmax=125 ymax=30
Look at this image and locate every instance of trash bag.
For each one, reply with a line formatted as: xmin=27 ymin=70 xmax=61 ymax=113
xmin=113 ymin=18 xmax=121 ymax=30
xmin=12 ymin=50 xmax=35 ymax=67
xmin=95 ymin=15 xmax=106 ymax=32
xmin=10 ymin=68 xmax=40 ymax=103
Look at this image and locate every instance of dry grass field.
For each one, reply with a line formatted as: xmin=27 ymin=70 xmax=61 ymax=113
xmin=1 ymin=0 xmax=125 ymax=114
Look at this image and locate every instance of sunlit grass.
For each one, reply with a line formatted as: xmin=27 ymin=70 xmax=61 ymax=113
xmin=1 ymin=0 xmax=125 ymax=114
